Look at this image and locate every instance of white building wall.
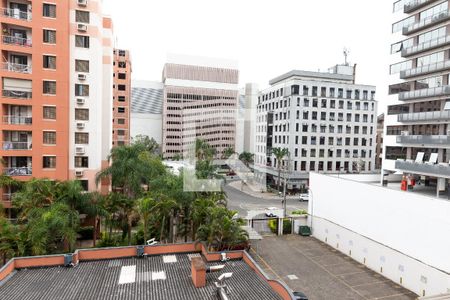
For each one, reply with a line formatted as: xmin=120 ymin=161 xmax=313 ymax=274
xmin=130 ymin=113 xmax=162 ymax=144
xmin=309 ymin=172 xmax=450 ymax=296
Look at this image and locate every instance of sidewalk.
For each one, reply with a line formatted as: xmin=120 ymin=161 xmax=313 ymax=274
xmin=228 ymin=180 xmax=299 ymax=200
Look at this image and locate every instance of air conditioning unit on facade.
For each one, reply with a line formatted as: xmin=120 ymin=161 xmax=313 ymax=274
xmin=78 ymin=73 xmax=87 ymax=80
xmin=76 ymin=98 xmax=85 ymax=105
xmin=77 ymin=23 xmax=88 ymax=32
xmin=75 ymin=146 xmax=85 ymax=154
xmin=77 ymin=0 xmax=87 ymax=7
xmin=76 ymin=122 xmax=85 ymax=129
xmin=75 ymin=170 xmax=84 ymax=177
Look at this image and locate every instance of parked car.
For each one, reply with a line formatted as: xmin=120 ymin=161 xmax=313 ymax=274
xmin=299 ymin=193 xmax=309 ymax=202
xmin=265 ymin=212 xmax=277 ymax=218
xmin=293 ymin=291 xmax=308 ymax=300
xmin=265 ymin=207 xmax=278 ymax=218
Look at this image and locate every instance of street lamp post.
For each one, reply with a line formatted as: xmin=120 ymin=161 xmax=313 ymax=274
xmin=282 ymin=152 xmax=291 ymax=218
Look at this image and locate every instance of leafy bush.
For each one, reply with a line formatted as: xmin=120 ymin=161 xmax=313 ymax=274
xmin=292 ymin=209 xmax=307 ymax=215
xmin=282 ymin=219 xmax=292 ymax=234
xmin=268 ymin=219 xmax=277 ymax=233
xmin=77 ymin=226 xmax=94 ymax=240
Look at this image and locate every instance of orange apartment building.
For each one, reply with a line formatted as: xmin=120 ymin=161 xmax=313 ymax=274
xmin=112 ymin=49 xmax=131 ymax=147
xmin=0 ymin=0 xmax=125 ymax=217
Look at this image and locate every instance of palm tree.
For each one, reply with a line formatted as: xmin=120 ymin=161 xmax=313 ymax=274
xmin=13 ymin=179 xmax=57 ymax=221
xmin=95 ymin=143 xmax=150 ymax=199
xmin=196 ymin=206 xmax=248 ymax=251
xmin=222 ymin=147 xmax=235 ymax=159
xmin=238 ymin=151 xmax=254 ymax=167
xmin=152 ymin=195 xmax=178 ymax=243
xmin=135 ymin=196 xmax=156 ymax=243
xmin=272 ymin=147 xmax=289 ymax=192
xmin=85 ymin=192 xmax=106 ymax=247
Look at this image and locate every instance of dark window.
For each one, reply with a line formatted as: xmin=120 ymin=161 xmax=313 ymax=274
xmin=75 ymin=35 xmax=90 ymax=48
xmin=75 ymin=133 xmax=89 ymax=144
xmin=117 ymin=118 xmax=125 ymax=125
xmin=75 ymin=60 xmax=89 ymax=72
xmin=75 ymin=10 xmax=90 ymax=23
xmin=43 ymin=156 xmax=56 ymax=168
xmin=118 ymin=85 xmax=126 ymax=91
xmin=43 ymin=81 xmax=56 ymax=95
xmin=43 ymin=29 xmax=56 ymax=44
xmin=118 ymin=73 xmax=126 ymax=80
xmin=118 ymin=96 xmax=126 ymax=102
xmin=43 ymin=3 xmax=56 ymax=18
xmin=74 ymin=156 xmax=89 ymax=168
xmin=43 ymin=55 xmax=56 ymax=69
xmin=118 ymin=107 xmax=125 ymax=113
xmin=75 ymin=84 xmax=89 ymax=96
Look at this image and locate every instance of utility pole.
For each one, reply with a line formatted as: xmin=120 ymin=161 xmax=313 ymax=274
xmin=282 ymin=152 xmax=290 ymax=218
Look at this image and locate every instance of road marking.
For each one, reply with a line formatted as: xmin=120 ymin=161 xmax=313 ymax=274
xmin=287 ymin=274 xmax=298 ymax=280
xmin=289 ymin=240 xmax=370 ymax=300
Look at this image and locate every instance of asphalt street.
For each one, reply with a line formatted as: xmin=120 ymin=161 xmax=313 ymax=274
xmin=223 ymin=182 xmax=308 ymax=218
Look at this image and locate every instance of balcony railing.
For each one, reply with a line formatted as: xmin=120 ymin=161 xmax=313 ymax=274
xmin=2 ymin=35 xmax=32 ymax=47
xmin=398 ymin=85 xmax=450 ymax=101
xmin=396 ymin=134 xmax=450 ymax=145
xmin=400 ymin=60 xmax=450 ymax=79
xmin=2 ymin=7 xmax=31 ymax=21
xmin=402 ymin=36 xmax=450 ymax=57
xmin=404 ymin=0 xmax=440 ymax=13
xmin=2 ymin=141 xmax=32 ymax=150
xmin=2 ymin=115 xmax=32 ymax=125
xmin=2 ymin=89 xmax=32 ymax=99
xmin=1 ymin=62 xmax=32 ymax=74
xmin=403 ymin=11 xmax=450 ymax=35
xmin=3 ymin=167 xmax=32 ymax=176
xmin=397 ymin=110 xmax=450 ymax=122
xmin=395 ymin=159 xmax=450 ymax=177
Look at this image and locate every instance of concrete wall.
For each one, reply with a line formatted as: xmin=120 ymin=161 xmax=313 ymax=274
xmin=130 ymin=112 xmax=162 ymax=144
xmin=309 ymin=172 xmax=450 ymax=296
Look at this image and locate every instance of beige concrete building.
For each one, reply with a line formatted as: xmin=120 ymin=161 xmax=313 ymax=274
xmin=162 ymin=55 xmax=239 ymax=159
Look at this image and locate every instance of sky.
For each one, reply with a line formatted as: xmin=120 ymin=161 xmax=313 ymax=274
xmin=103 ymin=0 xmax=393 ymax=110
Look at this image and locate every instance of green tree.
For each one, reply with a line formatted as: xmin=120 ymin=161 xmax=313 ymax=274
xmin=196 ymin=206 xmax=248 ymax=251
xmin=85 ymin=192 xmax=107 ymax=247
xmin=95 ymin=143 xmax=151 ymax=199
xmin=135 ymin=196 xmax=156 ymax=243
xmin=222 ymin=147 xmax=235 ymax=159
xmin=272 ymin=147 xmax=289 ymax=192
xmin=13 ymin=179 xmax=57 ymax=221
xmin=132 ymin=134 xmax=160 ymax=154
xmin=238 ymin=151 xmax=254 ymax=167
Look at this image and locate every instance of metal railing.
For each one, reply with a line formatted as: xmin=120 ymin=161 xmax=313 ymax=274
xmin=395 ymin=160 xmax=450 ymax=177
xmin=2 ymin=7 xmax=31 ymax=21
xmin=396 ymin=134 xmax=450 ymax=145
xmin=1 ymin=62 xmax=32 ymax=74
xmin=402 ymin=36 xmax=450 ymax=57
xmin=404 ymin=0 xmax=438 ymax=13
xmin=400 ymin=60 xmax=450 ymax=79
xmin=398 ymin=85 xmax=450 ymax=100
xmin=3 ymin=167 xmax=32 ymax=176
xmin=398 ymin=110 xmax=450 ymax=122
xmin=2 ymin=35 xmax=32 ymax=47
xmin=2 ymin=89 xmax=32 ymax=99
xmin=2 ymin=115 xmax=32 ymax=125
xmin=403 ymin=11 xmax=450 ymax=35
xmin=2 ymin=141 xmax=32 ymax=150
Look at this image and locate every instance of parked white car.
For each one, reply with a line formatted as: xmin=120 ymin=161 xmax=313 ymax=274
xmin=299 ymin=193 xmax=309 ymax=202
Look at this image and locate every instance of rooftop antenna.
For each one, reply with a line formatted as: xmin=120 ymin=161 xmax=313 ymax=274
xmin=343 ymin=48 xmax=350 ymax=66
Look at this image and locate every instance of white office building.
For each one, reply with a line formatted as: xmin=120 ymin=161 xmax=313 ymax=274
xmin=255 ymin=64 xmax=377 ymax=188
xmin=383 ymin=0 xmax=450 ymax=196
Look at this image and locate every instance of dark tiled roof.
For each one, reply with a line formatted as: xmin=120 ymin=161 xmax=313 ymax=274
xmin=131 ymin=87 xmax=163 ymax=114
xmin=0 ymin=253 xmax=282 ymax=300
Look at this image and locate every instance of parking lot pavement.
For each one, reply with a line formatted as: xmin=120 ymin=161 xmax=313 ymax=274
xmin=249 ymin=235 xmax=418 ymax=300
